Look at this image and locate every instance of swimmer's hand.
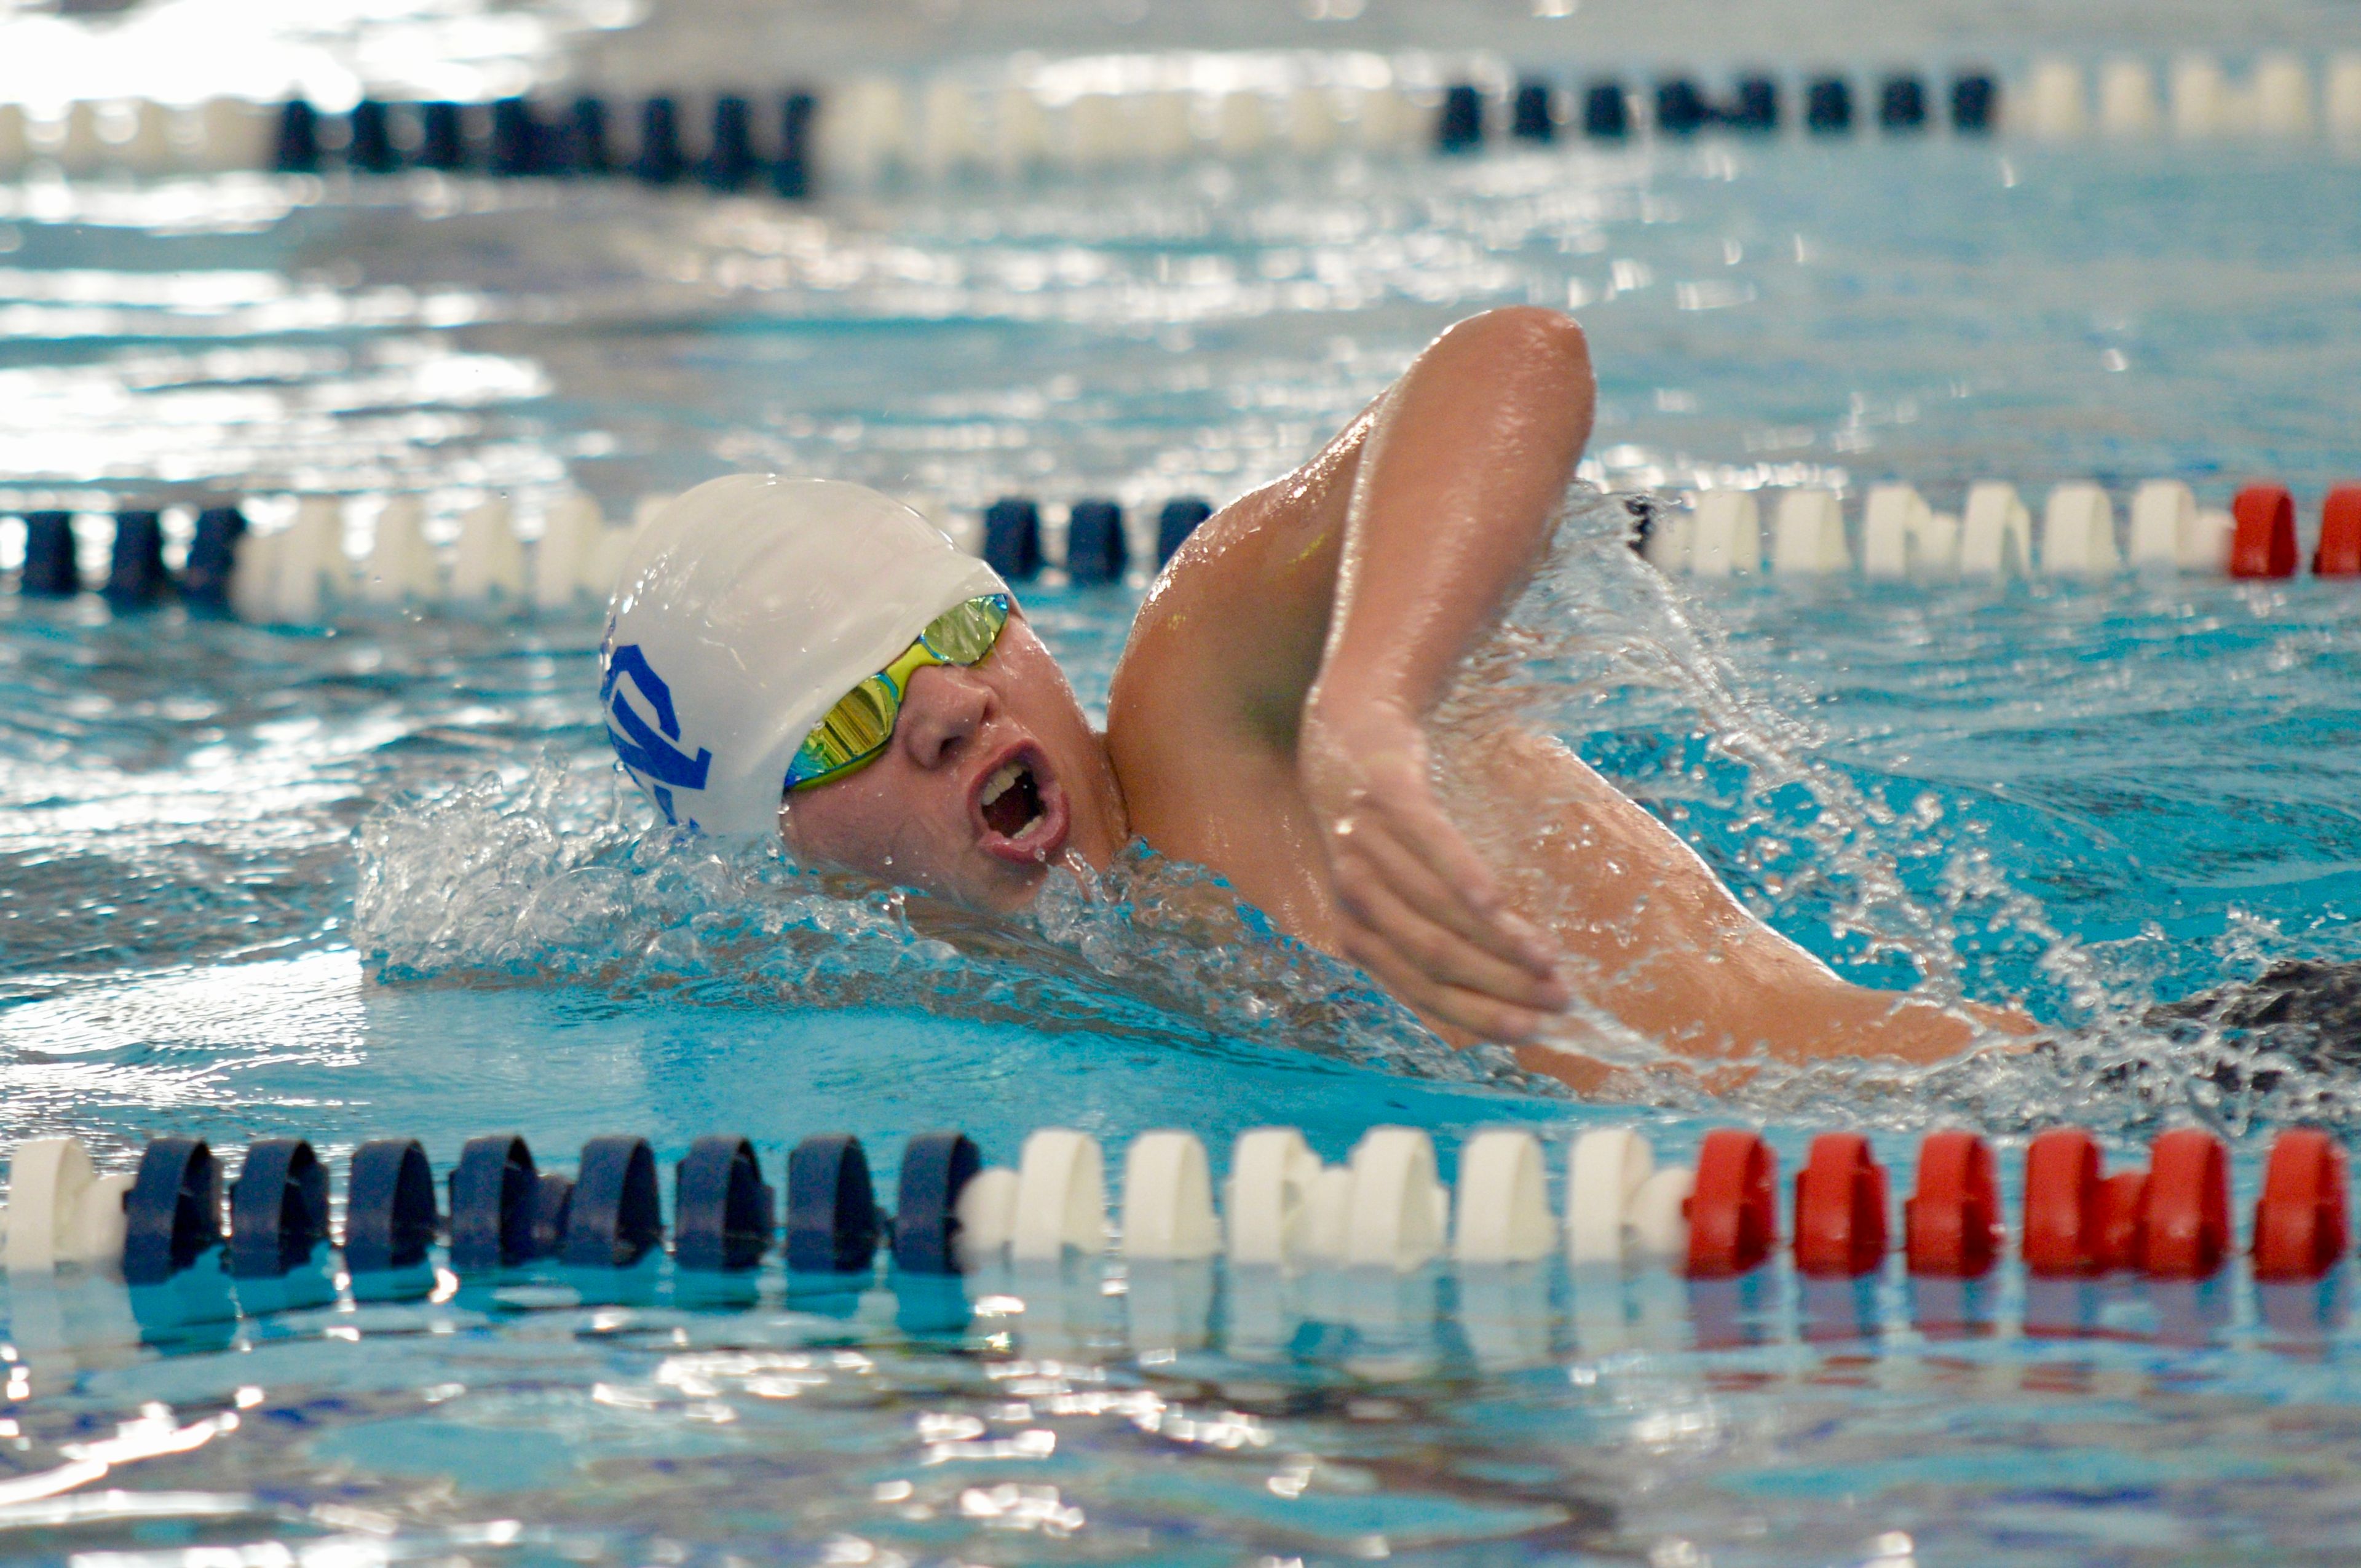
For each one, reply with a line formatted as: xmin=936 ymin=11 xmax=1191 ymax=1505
xmin=1299 ymin=696 xmax=1572 ymax=1043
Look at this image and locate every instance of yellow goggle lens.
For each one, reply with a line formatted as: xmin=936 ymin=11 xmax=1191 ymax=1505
xmin=785 ymin=595 xmax=1011 ymax=791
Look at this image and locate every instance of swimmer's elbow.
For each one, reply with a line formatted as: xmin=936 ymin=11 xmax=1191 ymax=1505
xmin=1441 ymin=307 xmax=1592 ymax=381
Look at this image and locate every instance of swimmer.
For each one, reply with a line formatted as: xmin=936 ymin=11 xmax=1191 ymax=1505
xmin=601 ymin=307 xmax=2027 ymax=1091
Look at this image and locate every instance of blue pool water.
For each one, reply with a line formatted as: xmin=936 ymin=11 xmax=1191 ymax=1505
xmin=15 ymin=1 xmax=2361 ymax=1560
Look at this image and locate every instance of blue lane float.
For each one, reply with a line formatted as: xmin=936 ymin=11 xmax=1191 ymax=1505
xmin=420 ymin=101 xmax=467 ymax=172
xmin=775 ymin=93 xmax=817 ymax=200
xmin=700 ymin=95 xmax=758 ymax=191
xmin=635 ymin=97 xmax=685 ymax=184
xmin=1583 ymin=82 xmax=1629 ymax=138
xmin=786 ymin=1134 xmax=880 ymax=1274
xmin=1065 ymin=499 xmax=1128 ymax=584
xmin=892 ymin=1130 xmax=979 ymax=1277
xmin=1157 ymin=497 xmax=1212 ymax=565
xmin=565 ymin=1135 xmax=663 ymax=1267
xmin=124 ymin=1138 xmax=223 ymax=1286
xmin=1880 ymin=74 xmax=1928 ymax=131
xmin=982 ymin=497 xmax=1043 ymax=580
xmin=531 ymin=1168 xmax=575 ymax=1258
xmin=227 ymin=1138 xmax=328 ymax=1279
xmin=349 ymin=100 xmax=398 ymax=174
xmin=103 ymin=510 xmax=167 ymax=608
xmin=1726 ymin=76 xmax=1779 ymax=133
xmin=677 ymin=1135 xmax=775 ymax=1273
xmin=491 ymin=97 xmax=542 ymax=177
xmin=1807 ymin=76 xmax=1854 ymax=134
xmin=344 ymin=1139 xmax=437 ymax=1273
xmin=1655 ymin=79 xmax=1710 ymax=136
xmin=1436 ymin=84 xmax=1484 ymax=152
xmin=273 ymin=100 xmax=319 ymax=174
xmin=449 ymin=1134 xmax=537 ymax=1271
xmin=566 ymin=97 xmax=612 ymax=175
xmin=20 ymin=511 xmax=79 ymax=598
xmin=180 ymin=506 xmax=245 ymax=609
xmin=1953 ymin=72 xmax=1999 ymax=132
xmin=1512 ymin=81 xmax=1554 ymax=142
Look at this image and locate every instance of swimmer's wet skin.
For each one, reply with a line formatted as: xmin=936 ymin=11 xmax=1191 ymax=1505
xmin=602 ymin=307 xmax=2031 ymax=1091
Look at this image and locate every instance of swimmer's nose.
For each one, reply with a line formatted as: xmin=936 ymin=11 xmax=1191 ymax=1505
xmin=893 ymin=664 xmax=991 ymax=771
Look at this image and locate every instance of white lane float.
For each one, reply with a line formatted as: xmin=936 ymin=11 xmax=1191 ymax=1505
xmin=1772 ymin=488 xmax=1851 ymax=575
xmin=1960 ymin=481 xmax=2033 ymax=576
xmin=1121 ymin=1130 xmax=1219 ymax=1261
xmin=451 ymin=497 xmax=526 ymax=603
xmin=2039 ymin=481 xmax=2120 ymax=575
xmin=362 ymin=496 xmax=437 ymax=604
xmin=1452 ymin=1128 xmax=1552 ymax=1264
xmin=1690 ymin=490 xmax=1762 ymax=577
xmin=1224 ymin=1127 xmax=1323 ymax=1267
xmin=5 ymin=1138 xmax=132 ymax=1274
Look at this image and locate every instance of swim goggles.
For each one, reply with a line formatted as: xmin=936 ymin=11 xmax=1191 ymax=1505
xmin=784 ymin=593 xmax=1013 ymax=792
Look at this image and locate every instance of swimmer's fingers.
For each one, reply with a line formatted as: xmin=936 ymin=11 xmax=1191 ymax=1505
xmin=1343 ymin=779 xmax=1559 ymax=976
xmin=1331 ymin=858 xmax=1572 ymax=1016
xmin=1331 ymin=816 xmax=1560 ymax=983
xmin=1339 ymin=920 xmax=1557 ymax=1045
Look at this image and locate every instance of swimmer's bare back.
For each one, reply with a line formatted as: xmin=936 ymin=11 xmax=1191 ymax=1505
xmin=1105 ymin=307 xmax=2025 ymax=1088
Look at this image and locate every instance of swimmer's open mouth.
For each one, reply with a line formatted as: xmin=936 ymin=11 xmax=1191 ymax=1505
xmin=969 ymin=742 xmax=1069 ymax=866
xmin=979 ymin=759 xmax=1041 ymax=837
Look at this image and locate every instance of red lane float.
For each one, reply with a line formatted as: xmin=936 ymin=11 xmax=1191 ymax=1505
xmin=1905 ymin=1130 xmax=1999 ymax=1277
xmin=2229 ymin=483 xmax=2297 ymax=579
xmin=2022 ymin=1127 xmax=2103 ymax=1276
xmin=2095 ymin=1169 xmax=2149 ymax=1273
xmin=1686 ymin=1128 xmax=1777 ymax=1278
xmin=2141 ymin=1128 xmax=2230 ymax=1278
xmin=2313 ymin=486 xmax=2361 ymax=577
xmin=1793 ymin=1133 xmax=1888 ymax=1277
xmin=2252 ymin=1128 xmax=2349 ymax=1281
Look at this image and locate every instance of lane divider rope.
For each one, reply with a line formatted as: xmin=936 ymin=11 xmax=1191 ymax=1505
xmin=4 ymin=50 xmax=2358 ymax=191
xmin=3 ymin=1123 xmax=2346 ymax=1301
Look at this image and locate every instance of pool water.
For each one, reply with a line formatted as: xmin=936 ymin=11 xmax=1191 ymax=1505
xmin=14 ymin=0 xmax=2361 ymax=1560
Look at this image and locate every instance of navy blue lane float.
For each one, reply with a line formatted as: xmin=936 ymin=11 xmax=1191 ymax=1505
xmin=1065 ymin=499 xmax=1127 ymax=585
xmin=1953 ymin=73 xmax=1998 ymax=132
xmin=565 ymin=1135 xmax=663 ymax=1267
xmin=1512 ymin=81 xmax=1554 ymax=142
xmin=123 ymin=1137 xmax=223 ymax=1285
xmin=9 ymin=493 xmax=1214 ymax=608
xmin=1157 ymin=497 xmax=1212 ymax=564
xmin=1437 ymin=84 xmax=1484 ymax=152
xmin=1806 ymin=77 xmax=1854 ymax=135
xmin=679 ymin=1135 xmax=776 ymax=1272
xmin=349 ymin=100 xmax=398 ymax=174
xmin=449 ymin=1133 xmax=537 ymax=1270
xmin=786 ymin=1134 xmax=879 ymax=1274
xmin=892 ymin=1130 xmax=980 ymax=1277
xmin=19 ymin=512 xmax=77 ymax=598
xmin=1438 ymin=68 xmax=1997 ymax=146
xmin=227 ymin=1138 xmax=328 ymax=1278
xmin=105 ymin=1128 xmax=900 ymax=1283
xmin=1583 ymin=83 xmax=1629 ymax=139
xmin=982 ymin=496 xmax=1043 ymax=580
xmin=345 ymin=1138 xmax=437 ymax=1272
xmin=103 ymin=510 xmax=167 ymax=608
xmin=1880 ymin=75 xmax=1928 ymax=132
xmin=1655 ymin=79 xmax=1710 ymax=137
xmin=180 ymin=506 xmax=245 ymax=608
xmin=1726 ymin=76 xmax=1779 ymax=133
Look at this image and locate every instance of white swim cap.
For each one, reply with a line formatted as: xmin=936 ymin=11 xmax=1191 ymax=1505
xmin=599 ymin=475 xmax=1008 ymax=836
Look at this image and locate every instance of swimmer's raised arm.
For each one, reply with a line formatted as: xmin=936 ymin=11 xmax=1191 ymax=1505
xmin=1109 ymin=307 xmax=1596 ymax=1039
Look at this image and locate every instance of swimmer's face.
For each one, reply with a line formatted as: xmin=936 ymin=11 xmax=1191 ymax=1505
xmin=778 ymin=613 xmax=1126 ymax=911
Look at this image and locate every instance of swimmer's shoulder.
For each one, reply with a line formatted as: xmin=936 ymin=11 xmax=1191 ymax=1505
xmin=1108 ymin=402 xmax=1375 ymax=753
